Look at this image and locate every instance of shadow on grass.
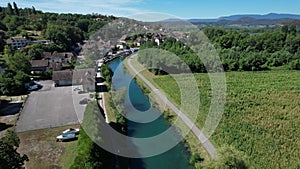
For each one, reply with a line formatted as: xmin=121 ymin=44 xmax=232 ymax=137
xmin=57 ymin=137 xmax=78 ymax=142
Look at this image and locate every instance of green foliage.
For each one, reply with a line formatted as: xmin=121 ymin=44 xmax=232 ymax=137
xmin=111 ymin=87 xmax=127 ymax=131
xmin=13 ymin=2 xmax=19 ymax=16
xmin=42 ymin=23 xmax=84 ymax=51
xmin=70 ymin=101 xmax=112 ymax=169
xmin=6 ymin=3 xmax=13 ymax=15
xmin=1 ymin=130 xmax=20 ymax=148
xmin=100 ymin=64 xmax=113 ymax=84
xmin=153 ymin=70 xmax=300 ymax=168
xmin=0 ymin=130 xmax=29 ymax=169
xmin=189 ymin=152 xmax=204 ymax=168
xmin=289 ymin=59 xmax=300 ymax=70
xmin=206 ymin=145 xmax=249 ymax=169
xmin=0 ymin=48 xmax=30 ymax=95
xmin=202 ymin=27 xmax=300 ymax=71
xmin=139 ymin=37 xmax=201 ymax=74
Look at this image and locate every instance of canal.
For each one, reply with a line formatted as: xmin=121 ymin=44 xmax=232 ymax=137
xmin=109 ymin=58 xmax=191 ymax=169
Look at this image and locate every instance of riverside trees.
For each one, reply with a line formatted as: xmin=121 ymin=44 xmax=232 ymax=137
xmin=138 ymin=26 xmax=300 ymax=74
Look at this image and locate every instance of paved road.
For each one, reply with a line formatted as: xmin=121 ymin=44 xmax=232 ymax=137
xmin=127 ymin=57 xmax=218 ymax=158
xmin=15 ymin=81 xmax=90 ymax=133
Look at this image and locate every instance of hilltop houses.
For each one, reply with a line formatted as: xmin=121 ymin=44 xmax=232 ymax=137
xmin=7 ymin=37 xmax=50 ymax=49
xmin=6 ymin=37 xmax=30 ymax=48
xmin=30 ymin=51 xmax=76 ymax=75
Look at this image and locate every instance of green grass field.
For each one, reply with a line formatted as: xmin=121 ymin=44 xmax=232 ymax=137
xmin=153 ymin=70 xmax=300 ymax=168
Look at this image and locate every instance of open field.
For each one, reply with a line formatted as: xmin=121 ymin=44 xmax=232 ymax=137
xmin=153 ymin=70 xmax=300 ymax=168
xmin=18 ymin=124 xmax=79 ymax=169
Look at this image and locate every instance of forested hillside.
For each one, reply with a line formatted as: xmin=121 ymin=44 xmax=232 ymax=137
xmin=0 ymin=2 xmax=116 ymax=95
xmin=0 ymin=2 xmax=115 ymax=53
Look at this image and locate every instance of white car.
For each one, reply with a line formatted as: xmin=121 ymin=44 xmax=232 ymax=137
xmin=62 ymin=128 xmax=80 ymax=135
xmin=56 ymin=133 xmax=76 ymax=142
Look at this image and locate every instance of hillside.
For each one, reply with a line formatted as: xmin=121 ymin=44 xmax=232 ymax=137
xmin=189 ymin=13 xmax=300 ymax=27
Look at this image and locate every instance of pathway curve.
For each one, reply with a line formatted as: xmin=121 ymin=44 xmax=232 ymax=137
xmin=127 ymin=56 xmax=218 ymax=158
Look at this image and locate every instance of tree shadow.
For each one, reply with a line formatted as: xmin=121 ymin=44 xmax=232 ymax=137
xmin=96 ymin=84 xmax=108 ymax=93
xmin=0 ymin=102 xmax=23 ymax=116
xmin=0 ymin=123 xmax=14 ymax=132
xmin=96 ymin=77 xmax=106 ymax=83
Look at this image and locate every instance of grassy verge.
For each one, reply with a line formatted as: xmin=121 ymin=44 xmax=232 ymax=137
xmin=17 ymin=125 xmax=79 ymax=169
xmin=123 ymin=55 xmax=211 ymax=166
xmin=104 ymin=92 xmax=116 ymax=123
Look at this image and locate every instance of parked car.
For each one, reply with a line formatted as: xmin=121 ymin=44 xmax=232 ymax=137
xmin=73 ymin=87 xmax=81 ymax=91
xmin=28 ymin=84 xmax=42 ymax=91
xmin=78 ymin=91 xmax=86 ymax=94
xmin=62 ymin=128 xmax=80 ymax=135
xmin=56 ymin=133 xmax=76 ymax=142
xmin=79 ymin=98 xmax=90 ymax=104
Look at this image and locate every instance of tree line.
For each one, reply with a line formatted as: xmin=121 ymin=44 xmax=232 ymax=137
xmin=138 ymin=25 xmax=300 ymax=74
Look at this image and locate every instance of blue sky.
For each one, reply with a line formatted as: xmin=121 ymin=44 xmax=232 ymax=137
xmin=0 ymin=0 xmax=300 ymax=19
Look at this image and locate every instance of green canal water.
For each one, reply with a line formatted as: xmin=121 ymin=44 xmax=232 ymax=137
xmin=109 ymin=58 xmax=191 ymax=169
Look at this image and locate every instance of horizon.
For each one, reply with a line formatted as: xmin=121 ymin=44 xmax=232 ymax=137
xmin=0 ymin=0 xmax=300 ymax=19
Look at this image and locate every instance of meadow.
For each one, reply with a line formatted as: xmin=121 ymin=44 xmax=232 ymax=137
xmin=153 ymin=70 xmax=300 ymax=168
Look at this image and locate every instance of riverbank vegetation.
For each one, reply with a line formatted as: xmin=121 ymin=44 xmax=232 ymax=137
xmin=70 ymin=101 xmax=113 ymax=169
xmin=153 ymin=70 xmax=300 ymax=168
xmin=123 ymin=57 xmax=211 ymax=168
xmin=138 ymin=26 xmax=300 ymax=75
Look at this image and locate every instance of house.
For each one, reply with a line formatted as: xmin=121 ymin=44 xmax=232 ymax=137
xmin=30 ymin=60 xmax=49 ymax=74
xmin=52 ymin=69 xmax=95 ymax=92
xmin=31 ymin=40 xmax=50 ymax=44
xmin=52 ymin=70 xmax=73 ymax=86
xmin=43 ymin=51 xmax=75 ymax=63
xmin=6 ymin=37 xmax=30 ymax=48
xmin=48 ymin=62 xmax=62 ymax=71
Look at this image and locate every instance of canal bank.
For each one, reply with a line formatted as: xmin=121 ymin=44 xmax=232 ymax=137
xmin=108 ymin=57 xmax=192 ymax=169
xmin=122 ymin=55 xmax=214 ymax=163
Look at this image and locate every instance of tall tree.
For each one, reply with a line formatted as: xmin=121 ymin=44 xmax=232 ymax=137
xmin=32 ymin=6 xmax=36 ymax=15
xmin=7 ymin=3 xmax=13 ymax=15
xmin=0 ymin=48 xmax=31 ymax=95
xmin=13 ymin=2 xmax=19 ymax=16
xmin=0 ymin=131 xmax=28 ymax=169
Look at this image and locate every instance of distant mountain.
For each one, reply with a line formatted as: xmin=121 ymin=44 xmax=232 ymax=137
xmin=188 ymin=13 xmax=300 ymax=23
xmin=219 ymin=13 xmax=300 ymax=21
xmin=188 ymin=19 xmax=217 ymax=23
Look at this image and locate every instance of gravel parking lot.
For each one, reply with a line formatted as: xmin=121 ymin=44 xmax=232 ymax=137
xmin=16 ymin=81 xmax=92 ymax=132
